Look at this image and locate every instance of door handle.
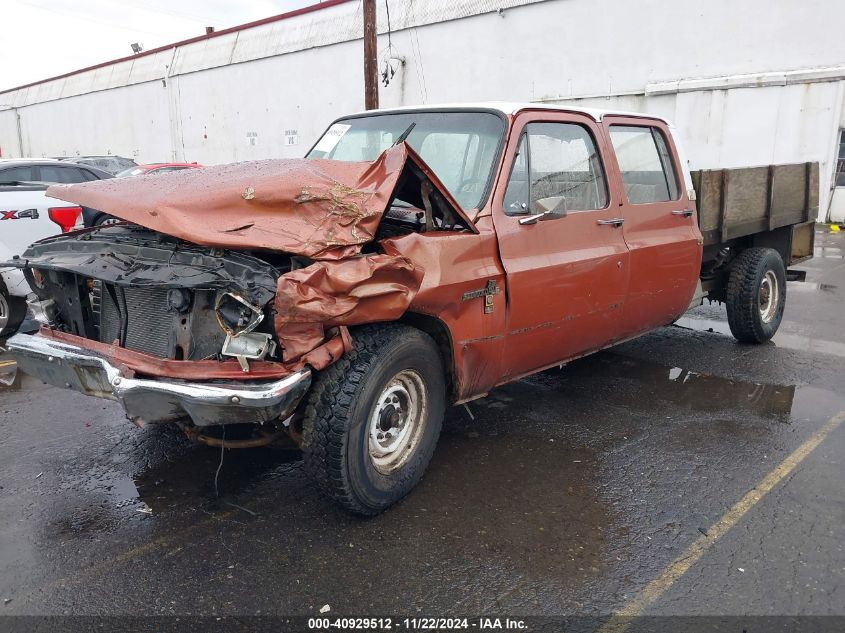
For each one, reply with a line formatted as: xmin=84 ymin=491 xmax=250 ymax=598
xmin=672 ymin=209 xmax=695 ymax=217
xmin=597 ymin=218 xmax=624 ymax=227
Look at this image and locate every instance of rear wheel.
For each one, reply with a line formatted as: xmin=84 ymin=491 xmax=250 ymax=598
xmin=301 ymin=324 xmax=445 ymax=516
xmin=726 ymin=247 xmax=786 ymax=343
xmin=0 ymin=281 xmax=26 ymax=337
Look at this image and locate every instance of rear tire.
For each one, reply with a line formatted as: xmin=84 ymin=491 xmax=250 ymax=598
xmin=301 ymin=324 xmax=445 ymax=516
xmin=0 ymin=280 xmax=26 ymax=337
xmin=726 ymin=247 xmax=786 ymax=343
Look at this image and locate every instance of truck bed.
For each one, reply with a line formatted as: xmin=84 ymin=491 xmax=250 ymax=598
xmin=691 ymin=162 xmax=817 ymax=266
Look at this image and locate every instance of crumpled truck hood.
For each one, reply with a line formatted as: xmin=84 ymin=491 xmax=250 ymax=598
xmin=31 ymin=143 xmax=476 ymax=368
xmin=46 ymin=143 xmax=476 ymax=260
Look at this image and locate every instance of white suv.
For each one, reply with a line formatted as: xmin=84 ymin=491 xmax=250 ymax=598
xmin=0 ymin=160 xmax=110 ymax=335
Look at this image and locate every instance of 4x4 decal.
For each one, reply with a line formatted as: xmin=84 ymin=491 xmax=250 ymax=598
xmin=1 ymin=208 xmax=39 ymax=220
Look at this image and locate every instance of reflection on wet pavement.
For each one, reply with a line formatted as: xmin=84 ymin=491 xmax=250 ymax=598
xmin=787 ymin=282 xmax=837 ymax=293
xmin=813 ymin=245 xmax=843 ymax=258
xmin=675 ymin=316 xmax=845 ymax=359
xmin=0 ymin=369 xmax=19 ymax=391
xmin=0 ymin=356 xmax=18 ymax=390
xmin=557 ymin=354 xmax=796 ymax=418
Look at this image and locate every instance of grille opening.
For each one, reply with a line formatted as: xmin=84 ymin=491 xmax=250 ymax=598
xmin=92 ymin=283 xmax=226 ymax=360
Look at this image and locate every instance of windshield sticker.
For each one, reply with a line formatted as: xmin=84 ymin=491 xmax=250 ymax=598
xmin=313 ymin=123 xmax=351 ymax=153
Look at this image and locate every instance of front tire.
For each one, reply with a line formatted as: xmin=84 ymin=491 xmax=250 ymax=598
xmin=301 ymin=324 xmax=445 ymax=516
xmin=726 ymin=247 xmax=786 ymax=343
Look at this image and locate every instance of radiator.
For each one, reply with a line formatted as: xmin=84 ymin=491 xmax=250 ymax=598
xmin=98 ymin=284 xmax=173 ymax=358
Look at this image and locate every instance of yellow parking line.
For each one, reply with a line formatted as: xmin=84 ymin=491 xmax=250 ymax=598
xmin=599 ymin=408 xmax=845 ymax=632
xmin=0 ymin=360 xmax=16 ymax=368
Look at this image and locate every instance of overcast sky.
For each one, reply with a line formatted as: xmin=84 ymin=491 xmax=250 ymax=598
xmin=1 ymin=0 xmax=316 ymax=92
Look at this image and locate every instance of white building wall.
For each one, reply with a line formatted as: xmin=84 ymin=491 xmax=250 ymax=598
xmin=1 ymin=0 xmax=844 ymax=218
xmin=14 ymin=82 xmax=172 ymax=160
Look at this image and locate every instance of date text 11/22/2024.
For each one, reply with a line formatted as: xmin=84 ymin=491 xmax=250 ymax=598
xmin=307 ymin=617 xmax=528 ymax=630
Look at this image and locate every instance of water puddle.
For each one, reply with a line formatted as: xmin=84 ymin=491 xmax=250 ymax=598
xmin=813 ymin=245 xmax=843 ymax=259
xmin=581 ymin=353 xmax=796 ymax=418
xmin=45 ymin=431 xmax=303 ymax=538
xmin=675 ymin=316 xmax=845 ymax=359
xmin=0 ymin=361 xmax=19 ymax=392
xmin=787 ymin=282 xmax=838 ymax=293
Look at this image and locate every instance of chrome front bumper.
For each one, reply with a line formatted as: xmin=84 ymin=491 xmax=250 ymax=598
xmin=6 ymin=333 xmax=311 ymax=427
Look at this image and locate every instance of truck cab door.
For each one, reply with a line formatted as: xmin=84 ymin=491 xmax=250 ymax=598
xmin=601 ymin=117 xmax=703 ymax=336
xmin=492 ymin=111 xmax=630 ymax=382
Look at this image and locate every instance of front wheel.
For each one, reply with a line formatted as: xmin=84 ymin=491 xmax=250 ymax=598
xmin=301 ymin=324 xmax=445 ymax=516
xmin=726 ymin=247 xmax=786 ymax=343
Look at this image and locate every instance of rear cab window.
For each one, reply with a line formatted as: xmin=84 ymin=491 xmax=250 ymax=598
xmin=609 ymin=125 xmax=680 ymax=204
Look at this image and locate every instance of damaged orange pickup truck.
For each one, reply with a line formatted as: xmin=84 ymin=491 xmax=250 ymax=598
xmin=4 ymin=103 xmax=816 ymax=514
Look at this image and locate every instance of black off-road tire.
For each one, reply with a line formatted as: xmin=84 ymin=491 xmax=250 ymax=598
xmin=0 ymin=280 xmax=27 ymax=338
xmin=726 ymin=247 xmax=786 ymax=343
xmin=301 ymin=324 xmax=446 ymax=516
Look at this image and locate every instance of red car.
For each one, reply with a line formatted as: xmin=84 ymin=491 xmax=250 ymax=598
xmin=116 ymin=162 xmax=202 ymax=178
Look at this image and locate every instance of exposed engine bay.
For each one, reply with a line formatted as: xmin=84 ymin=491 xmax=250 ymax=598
xmin=23 ymin=225 xmax=286 ymax=369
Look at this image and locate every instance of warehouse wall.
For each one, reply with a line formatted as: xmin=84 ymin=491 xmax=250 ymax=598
xmin=1 ymin=0 xmax=844 ymax=218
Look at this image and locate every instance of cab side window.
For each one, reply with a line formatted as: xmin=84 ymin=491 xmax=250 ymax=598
xmin=609 ymin=125 xmax=680 ymax=204
xmin=504 ymin=122 xmax=608 ymax=215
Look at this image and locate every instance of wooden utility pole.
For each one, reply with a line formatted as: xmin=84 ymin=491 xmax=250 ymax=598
xmin=363 ymin=0 xmax=379 ymax=110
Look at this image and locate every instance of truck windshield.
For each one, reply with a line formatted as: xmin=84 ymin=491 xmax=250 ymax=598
xmin=307 ymin=111 xmax=505 ymax=210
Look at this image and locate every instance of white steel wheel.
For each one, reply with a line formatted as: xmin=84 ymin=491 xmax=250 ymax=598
xmin=758 ymin=270 xmax=779 ymax=324
xmin=368 ymin=369 xmax=428 ymax=475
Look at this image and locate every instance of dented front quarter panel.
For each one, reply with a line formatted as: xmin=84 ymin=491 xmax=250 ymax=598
xmin=273 ymin=254 xmax=424 ymax=362
xmin=382 ymin=213 xmax=508 ymax=402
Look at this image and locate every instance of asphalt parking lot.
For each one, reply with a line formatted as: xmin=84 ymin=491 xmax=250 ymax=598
xmin=1 ymin=230 xmax=843 ymax=627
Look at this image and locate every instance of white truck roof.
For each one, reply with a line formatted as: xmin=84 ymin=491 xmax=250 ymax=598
xmin=343 ymin=101 xmax=671 ymax=125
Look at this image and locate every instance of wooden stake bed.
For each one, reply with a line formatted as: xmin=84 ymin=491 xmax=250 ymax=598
xmin=691 ymin=162 xmax=818 ymax=264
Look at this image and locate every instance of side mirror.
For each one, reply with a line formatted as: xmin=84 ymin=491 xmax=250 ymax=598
xmin=539 ymin=208 xmax=567 ymax=221
xmin=518 ymin=196 xmax=568 ymax=225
